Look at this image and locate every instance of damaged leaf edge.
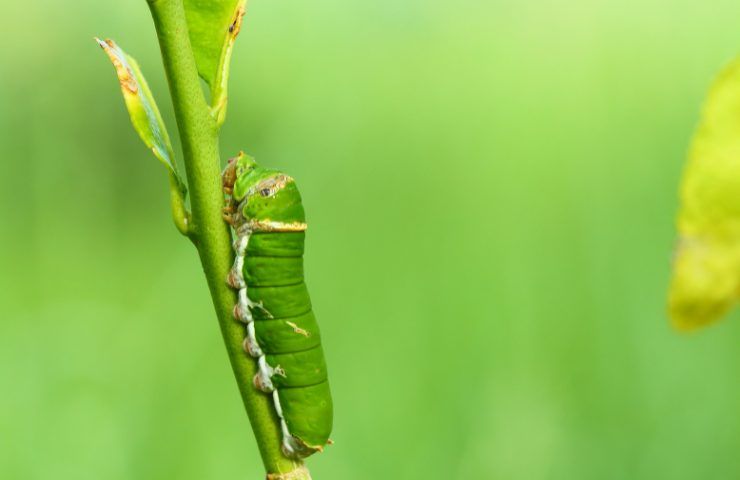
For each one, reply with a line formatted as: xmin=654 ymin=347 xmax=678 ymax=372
xmin=209 ymin=1 xmax=247 ymax=127
xmin=95 ymin=37 xmax=187 ymax=195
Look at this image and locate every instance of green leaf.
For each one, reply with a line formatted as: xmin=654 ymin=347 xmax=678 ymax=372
xmin=96 ymin=38 xmax=185 ymax=191
xmin=183 ymin=0 xmax=246 ymax=120
xmin=184 ymin=0 xmax=245 ymax=88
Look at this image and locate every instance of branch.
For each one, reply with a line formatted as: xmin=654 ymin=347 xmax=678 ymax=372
xmin=146 ymin=0 xmax=309 ymax=477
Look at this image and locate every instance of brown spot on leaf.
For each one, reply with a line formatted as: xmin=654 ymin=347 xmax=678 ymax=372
xmin=96 ymin=38 xmax=138 ymax=94
xmin=228 ymin=6 xmax=246 ymax=37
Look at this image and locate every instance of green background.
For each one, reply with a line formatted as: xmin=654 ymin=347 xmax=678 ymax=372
xmin=2 ymin=0 xmax=740 ymax=478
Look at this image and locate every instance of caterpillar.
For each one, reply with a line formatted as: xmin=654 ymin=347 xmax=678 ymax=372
xmin=222 ymin=152 xmax=333 ymax=459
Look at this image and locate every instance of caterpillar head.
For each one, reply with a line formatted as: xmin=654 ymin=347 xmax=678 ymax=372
xmin=225 ymin=153 xmax=306 ymax=231
xmin=223 ymin=151 xmax=257 ymax=194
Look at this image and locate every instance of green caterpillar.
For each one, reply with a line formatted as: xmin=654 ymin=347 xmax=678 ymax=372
xmin=222 ymin=152 xmax=333 ymax=459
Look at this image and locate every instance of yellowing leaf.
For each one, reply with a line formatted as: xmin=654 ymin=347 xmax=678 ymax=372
xmin=669 ymin=57 xmax=740 ymax=330
xmin=96 ymin=38 xmax=185 ymax=193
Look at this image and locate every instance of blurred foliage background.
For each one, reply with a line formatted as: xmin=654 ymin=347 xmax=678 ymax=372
xmin=2 ymin=0 xmax=740 ymax=478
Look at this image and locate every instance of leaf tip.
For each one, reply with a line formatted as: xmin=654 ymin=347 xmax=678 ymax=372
xmin=96 ymin=37 xmax=138 ymax=95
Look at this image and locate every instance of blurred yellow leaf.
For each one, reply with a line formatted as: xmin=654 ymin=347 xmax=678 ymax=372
xmin=669 ymin=57 xmax=740 ymax=330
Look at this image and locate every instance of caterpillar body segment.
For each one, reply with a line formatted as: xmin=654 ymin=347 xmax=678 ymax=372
xmin=223 ymin=152 xmax=333 ymax=459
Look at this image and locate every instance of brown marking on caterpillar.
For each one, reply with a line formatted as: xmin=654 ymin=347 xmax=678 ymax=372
xmin=227 ymin=270 xmax=243 ymax=290
xmin=258 ymin=175 xmax=292 ymax=196
xmin=286 ymin=321 xmax=310 ymax=337
xmin=253 ymin=373 xmax=273 ymax=392
xmin=222 ymin=156 xmax=238 ymax=192
xmin=233 ymin=302 xmax=250 ymax=322
xmin=222 ymin=206 xmax=238 ymax=226
xmin=246 ymin=174 xmax=293 ymax=199
xmin=243 ymin=336 xmax=262 ymax=357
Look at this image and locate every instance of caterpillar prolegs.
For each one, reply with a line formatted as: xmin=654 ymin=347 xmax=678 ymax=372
xmin=222 ymin=152 xmax=333 ymax=459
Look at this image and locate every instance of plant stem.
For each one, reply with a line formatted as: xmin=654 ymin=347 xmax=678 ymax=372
xmin=146 ymin=0 xmax=307 ymax=476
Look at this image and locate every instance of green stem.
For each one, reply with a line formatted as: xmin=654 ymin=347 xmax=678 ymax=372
xmin=146 ymin=0 xmax=307 ymax=476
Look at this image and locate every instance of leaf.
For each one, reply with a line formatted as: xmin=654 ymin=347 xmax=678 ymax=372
xmin=183 ymin=0 xmax=246 ymax=92
xmin=668 ymin=57 xmax=740 ymax=330
xmin=95 ymin=38 xmax=185 ymax=191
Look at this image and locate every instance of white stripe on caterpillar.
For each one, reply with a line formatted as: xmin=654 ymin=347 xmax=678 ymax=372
xmin=243 ymin=322 xmax=263 ymax=357
xmin=272 ymin=390 xmax=298 ymax=457
xmin=227 ymin=189 xmax=306 ymax=458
